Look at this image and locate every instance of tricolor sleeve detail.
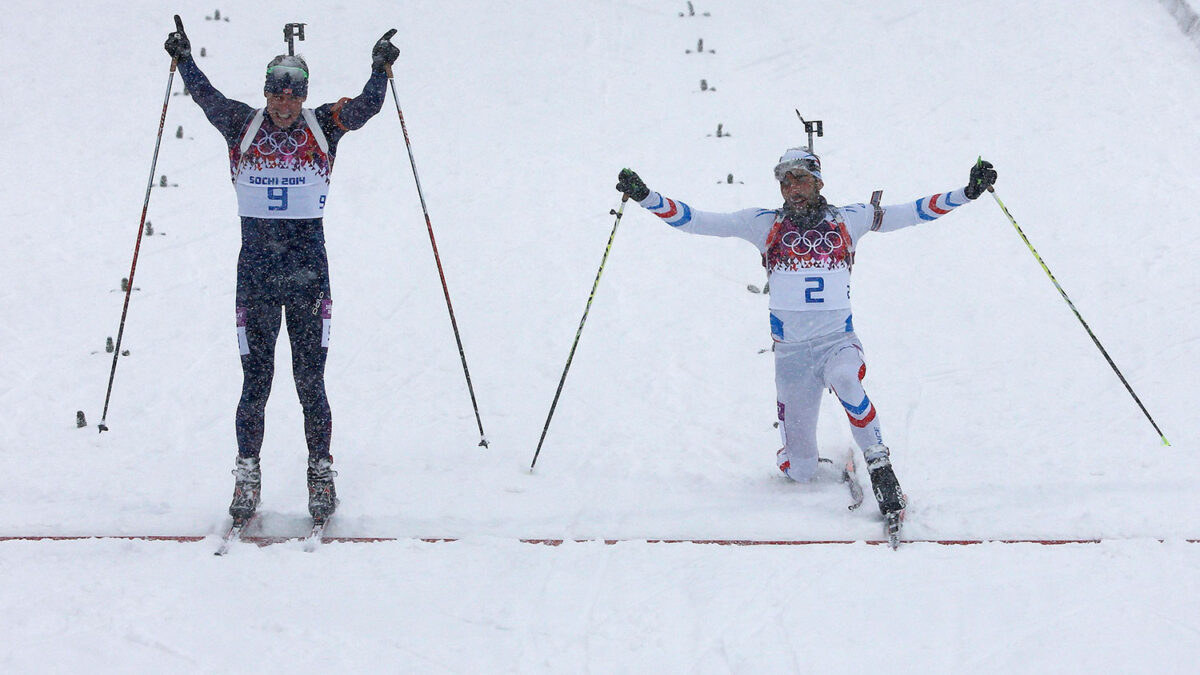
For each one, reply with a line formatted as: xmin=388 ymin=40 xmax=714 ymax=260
xmin=914 ymin=189 xmax=968 ymax=221
xmin=641 ymin=192 xmax=694 ymax=227
xmin=637 ymin=191 xmax=776 ymax=250
xmin=845 ymin=187 xmax=971 ymax=236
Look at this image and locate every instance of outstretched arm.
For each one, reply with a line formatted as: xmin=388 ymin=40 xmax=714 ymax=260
xmin=843 ymin=159 xmax=998 ymax=237
xmin=617 ymin=169 xmax=775 ymax=249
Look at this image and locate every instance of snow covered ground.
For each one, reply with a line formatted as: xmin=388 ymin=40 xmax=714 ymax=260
xmin=2 ymin=0 xmax=1199 ymax=671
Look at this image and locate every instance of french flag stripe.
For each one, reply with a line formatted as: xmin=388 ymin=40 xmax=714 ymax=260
xmin=656 ymin=199 xmax=679 ymax=220
xmin=673 ymin=202 xmax=693 ymax=227
xmin=848 ymin=406 xmax=877 ymax=428
xmin=916 ymin=199 xmax=937 ymax=221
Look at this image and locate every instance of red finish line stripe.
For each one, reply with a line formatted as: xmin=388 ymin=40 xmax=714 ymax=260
xmin=1 ymin=536 xmax=1198 ymax=545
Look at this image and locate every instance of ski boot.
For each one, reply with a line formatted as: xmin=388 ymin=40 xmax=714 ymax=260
xmin=229 ymin=455 xmax=261 ymax=520
xmin=306 ymin=456 xmax=338 ymax=520
xmin=777 ymin=447 xmax=837 ymax=482
xmin=864 ymin=444 xmax=906 ymax=517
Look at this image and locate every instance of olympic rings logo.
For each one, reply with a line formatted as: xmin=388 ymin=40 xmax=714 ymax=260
xmin=251 ymin=129 xmax=310 ymax=157
xmin=780 ymin=229 xmax=844 ymax=256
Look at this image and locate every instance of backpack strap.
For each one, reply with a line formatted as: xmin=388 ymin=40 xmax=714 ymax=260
xmin=302 ymin=109 xmax=329 ymax=154
xmin=869 ymin=190 xmax=884 ymax=231
xmin=238 ymin=108 xmax=330 ymax=156
xmin=238 ymin=109 xmax=266 ymax=156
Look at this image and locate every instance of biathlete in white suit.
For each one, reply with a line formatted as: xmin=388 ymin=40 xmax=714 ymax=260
xmin=615 ymin=151 xmax=997 ymax=518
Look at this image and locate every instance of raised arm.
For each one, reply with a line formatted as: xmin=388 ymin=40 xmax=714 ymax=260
xmin=314 ymin=29 xmax=396 ymax=139
xmin=165 ymin=16 xmax=254 ymax=146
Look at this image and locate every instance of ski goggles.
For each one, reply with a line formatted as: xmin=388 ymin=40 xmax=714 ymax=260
xmin=267 ymin=64 xmax=309 ymax=80
xmin=773 ymin=156 xmax=822 ymax=182
xmin=264 ymin=65 xmax=309 ymax=96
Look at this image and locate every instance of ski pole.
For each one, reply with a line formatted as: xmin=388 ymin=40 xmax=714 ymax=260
xmin=98 ymin=58 xmax=178 ymax=433
xmin=987 ymin=185 xmax=1170 ymax=446
xmin=383 ymin=62 xmax=488 ymax=448
xmin=530 ymin=195 xmax=629 ymax=470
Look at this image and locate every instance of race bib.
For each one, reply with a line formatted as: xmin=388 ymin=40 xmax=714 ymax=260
xmin=233 ymin=122 xmax=331 ymax=219
xmin=767 ymin=268 xmax=852 ymax=311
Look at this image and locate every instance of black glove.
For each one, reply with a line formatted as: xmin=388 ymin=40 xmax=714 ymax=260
xmin=616 ymin=168 xmax=650 ymax=201
xmin=965 ymin=158 xmax=997 ymax=199
xmin=372 ymin=29 xmax=399 ymax=72
xmin=164 ymin=15 xmax=191 ymax=60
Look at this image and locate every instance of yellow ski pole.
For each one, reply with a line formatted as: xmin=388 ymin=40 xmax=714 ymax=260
xmin=986 ymin=175 xmax=1170 ymax=446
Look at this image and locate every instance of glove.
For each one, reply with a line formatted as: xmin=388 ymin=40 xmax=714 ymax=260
xmin=164 ymin=15 xmax=191 ymax=60
xmin=372 ymin=29 xmax=399 ymax=72
xmin=965 ymin=158 xmax=997 ymax=199
xmin=616 ymin=168 xmax=650 ymax=201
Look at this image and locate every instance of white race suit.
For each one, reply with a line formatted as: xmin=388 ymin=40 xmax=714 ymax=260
xmin=636 ymin=186 xmax=973 ymax=480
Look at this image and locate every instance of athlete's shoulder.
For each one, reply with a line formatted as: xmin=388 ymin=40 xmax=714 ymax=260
xmin=835 ymin=203 xmax=873 ymax=226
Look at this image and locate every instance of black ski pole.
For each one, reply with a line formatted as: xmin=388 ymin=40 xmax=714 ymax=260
xmin=987 ymin=185 xmax=1170 ymax=446
xmin=97 ymin=58 xmax=178 ymax=433
xmin=383 ymin=60 xmax=488 ymax=448
xmin=530 ymin=195 xmax=629 ymax=471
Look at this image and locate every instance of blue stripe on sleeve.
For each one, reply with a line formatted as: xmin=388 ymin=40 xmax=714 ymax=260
xmin=671 ymin=202 xmax=693 ymax=227
xmin=915 ymin=198 xmax=937 ymax=221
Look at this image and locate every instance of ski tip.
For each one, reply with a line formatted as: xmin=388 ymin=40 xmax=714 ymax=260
xmin=1162 ymin=436 xmax=1172 ymax=447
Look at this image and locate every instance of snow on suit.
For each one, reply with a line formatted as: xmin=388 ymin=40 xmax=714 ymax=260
xmin=177 ymin=57 xmax=386 ymax=461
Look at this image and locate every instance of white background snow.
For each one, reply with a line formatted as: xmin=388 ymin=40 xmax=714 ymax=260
xmin=2 ymin=0 xmax=1199 ymax=671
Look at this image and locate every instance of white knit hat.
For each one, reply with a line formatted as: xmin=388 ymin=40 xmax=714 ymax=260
xmin=773 ymin=147 xmax=822 ymax=182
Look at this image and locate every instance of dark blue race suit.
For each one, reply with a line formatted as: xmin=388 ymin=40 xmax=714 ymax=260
xmin=178 ymin=56 xmax=386 ymax=461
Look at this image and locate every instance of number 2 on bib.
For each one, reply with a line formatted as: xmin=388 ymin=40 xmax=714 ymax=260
xmin=804 ymin=276 xmax=825 ymax=303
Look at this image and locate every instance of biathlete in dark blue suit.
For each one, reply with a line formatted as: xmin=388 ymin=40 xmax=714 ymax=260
xmin=164 ymin=19 xmax=399 ymax=522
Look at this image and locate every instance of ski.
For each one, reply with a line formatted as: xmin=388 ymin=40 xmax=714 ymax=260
xmin=885 ymin=511 xmax=904 ymax=550
xmin=214 ymin=515 xmax=254 ymax=556
xmin=303 ymin=517 xmax=328 ymax=552
xmin=842 ymin=451 xmax=865 ymax=511
xmin=845 ymin=449 xmax=904 ymax=547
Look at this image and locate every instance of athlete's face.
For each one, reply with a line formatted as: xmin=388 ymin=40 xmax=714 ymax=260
xmin=265 ymin=92 xmax=306 ymax=127
xmin=780 ymin=170 xmax=822 ymax=211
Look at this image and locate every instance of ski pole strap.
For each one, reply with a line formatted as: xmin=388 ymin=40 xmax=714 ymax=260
xmin=870 ymin=190 xmax=884 ymax=231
